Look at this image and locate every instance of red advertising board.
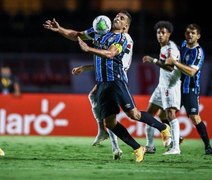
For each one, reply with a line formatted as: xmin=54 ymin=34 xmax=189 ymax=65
xmin=0 ymin=94 xmax=211 ymax=138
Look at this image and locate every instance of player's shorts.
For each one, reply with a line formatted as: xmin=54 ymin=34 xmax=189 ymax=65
xmin=149 ymin=84 xmax=181 ymax=110
xmin=96 ymin=80 xmax=135 ymax=119
xmin=181 ymin=89 xmax=199 ymax=115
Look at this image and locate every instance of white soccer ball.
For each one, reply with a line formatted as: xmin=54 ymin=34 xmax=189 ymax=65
xmin=92 ymin=15 xmax=112 ymax=35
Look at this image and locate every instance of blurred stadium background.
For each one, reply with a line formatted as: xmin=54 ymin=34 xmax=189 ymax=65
xmin=0 ymin=0 xmax=211 ymax=94
xmin=0 ymin=0 xmax=212 ymax=138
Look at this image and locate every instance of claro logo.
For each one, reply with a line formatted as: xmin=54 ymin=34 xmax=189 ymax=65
xmin=0 ymin=99 xmax=68 ymax=135
xmin=117 ymin=104 xmax=205 ymax=137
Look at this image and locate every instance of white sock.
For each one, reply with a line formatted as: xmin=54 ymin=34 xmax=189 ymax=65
xmin=146 ymin=125 xmax=155 ymax=147
xmin=108 ymin=130 xmax=120 ymax=152
xmin=170 ymin=119 xmax=180 ymax=150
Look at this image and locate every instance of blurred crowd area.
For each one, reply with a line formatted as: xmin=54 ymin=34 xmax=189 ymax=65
xmin=0 ymin=0 xmax=212 ymax=95
xmin=0 ymin=0 xmax=211 ymax=54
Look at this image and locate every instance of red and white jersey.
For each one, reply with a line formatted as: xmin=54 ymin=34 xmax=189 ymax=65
xmin=122 ymin=33 xmax=133 ymax=83
xmin=158 ymin=40 xmax=181 ymax=88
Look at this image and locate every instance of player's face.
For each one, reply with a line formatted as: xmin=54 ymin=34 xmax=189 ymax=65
xmin=1 ymin=67 xmax=11 ymax=77
xmin=112 ymin=13 xmax=128 ymax=32
xmin=185 ymin=28 xmax=200 ymax=47
xmin=156 ymin=28 xmax=171 ymax=46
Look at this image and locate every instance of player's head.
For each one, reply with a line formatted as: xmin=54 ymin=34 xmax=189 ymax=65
xmin=154 ymin=21 xmax=173 ymax=46
xmin=185 ymin=24 xmax=201 ymax=46
xmin=1 ymin=66 xmax=12 ymax=77
xmin=112 ymin=11 xmax=132 ymax=33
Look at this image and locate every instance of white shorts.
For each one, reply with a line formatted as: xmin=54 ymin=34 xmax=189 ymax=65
xmin=149 ymin=84 xmax=181 ymax=110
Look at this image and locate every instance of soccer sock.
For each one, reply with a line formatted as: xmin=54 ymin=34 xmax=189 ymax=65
xmin=140 ymin=111 xmax=166 ymax=132
xmin=111 ymin=122 xmax=140 ymax=150
xmin=170 ymin=119 xmax=180 ymax=150
xmin=196 ymin=121 xmax=211 ymax=148
xmin=146 ymin=125 xmax=155 ymax=147
xmin=108 ymin=130 xmax=119 ymax=152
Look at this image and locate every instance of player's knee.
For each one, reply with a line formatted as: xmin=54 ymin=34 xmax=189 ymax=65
xmin=104 ymin=115 xmax=116 ymax=129
xmin=190 ymin=115 xmax=201 ymax=125
xmin=126 ymin=109 xmax=141 ymax=120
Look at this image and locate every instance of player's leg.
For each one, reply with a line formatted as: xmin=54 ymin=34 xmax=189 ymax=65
xmin=98 ymin=82 xmax=145 ymax=162
xmin=145 ymin=103 xmax=160 ymax=153
xmin=107 ymin=130 xmax=123 ymax=160
xmin=190 ymin=115 xmax=212 ymax=155
xmin=182 ymin=91 xmax=212 ymax=155
xmin=88 ymin=87 xmax=108 ymax=146
xmin=89 ymin=85 xmax=123 ymax=158
xmin=163 ymin=108 xmax=181 ymax=155
xmin=105 ymin=114 xmax=146 ymax=163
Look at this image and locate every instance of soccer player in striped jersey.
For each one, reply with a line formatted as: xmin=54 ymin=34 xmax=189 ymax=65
xmin=165 ymin=24 xmax=212 ymax=155
xmin=72 ymin=29 xmax=133 ymax=160
xmin=143 ymin=21 xmax=181 ymax=155
xmin=44 ymin=12 xmax=133 ymax=160
xmin=77 ymin=12 xmax=172 ymax=162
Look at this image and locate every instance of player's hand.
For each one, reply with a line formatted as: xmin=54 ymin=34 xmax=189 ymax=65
xmin=72 ymin=67 xmax=84 ymax=75
xmin=142 ymin=56 xmax=153 ymax=63
xmin=165 ymin=57 xmax=175 ymax=65
xmin=43 ymin=18 xmax=60 ymax=32
xmin=78 ymin=37 xmax=89 ymax=52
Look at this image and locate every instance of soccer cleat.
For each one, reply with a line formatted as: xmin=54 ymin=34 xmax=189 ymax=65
xmin=205 ymin=146 xmax=212 ymax=155
xmin=134 ymin=146 xmax=146 ymax=163
xmin=113 ymin=149 xmax=123 ymax=160
xmin=92 ymin=131 xmax=109 ymax=146
xmin=145 ymin=146 xmax=156 ymax=154
xmin=0 ymin=148 xmax=5 ymax=156
xmin=163 ymin=148 xmax=181 ymax=155
xmin=160 ymin=124 xmax=172 ymax=147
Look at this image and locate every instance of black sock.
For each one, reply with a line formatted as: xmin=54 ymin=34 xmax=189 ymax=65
xmin=196 ymin=121 xmax=211 ymax=148
xmin=111 ymin=122 xmax=140 ymax=150
xmin=161 ymin=119 xmax=170 ymax=125
xmin=140 ymin=111 xmax=166 ymax=132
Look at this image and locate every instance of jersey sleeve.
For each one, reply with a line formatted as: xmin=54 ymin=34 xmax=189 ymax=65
xmin=191 ymin=47 xmax=204 ymax=70
xmin=83 ymin=27 xmax=95 ymax=40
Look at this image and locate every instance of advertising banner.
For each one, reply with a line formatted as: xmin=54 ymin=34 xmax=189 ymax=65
xmin=0 ymin=94 xmax=211 ymax=138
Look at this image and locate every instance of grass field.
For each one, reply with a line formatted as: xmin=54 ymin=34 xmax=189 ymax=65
xmin=0 ymin=136 xmax=212 ymax=180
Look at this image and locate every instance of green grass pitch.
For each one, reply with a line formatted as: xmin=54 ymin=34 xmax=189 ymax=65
xmin=0 ymin=136 xmax=212 ymax=180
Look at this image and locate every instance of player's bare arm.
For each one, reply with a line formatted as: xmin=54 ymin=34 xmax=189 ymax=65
xmin=142 ymin=55 xmax=173 ymax=72
xmin=43 ymin=18 xmax=87 ymax=41
xmin=72 ymin=65 xmax=95 ymax=75
xmin=78 ymin=37 xmax=119 ymax=58
xmin=166 ymin=58 xmax=197 ymax=77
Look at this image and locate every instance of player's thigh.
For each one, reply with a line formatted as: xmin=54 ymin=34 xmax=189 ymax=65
xmin=149 ymin=86 xmax=163 ymax=109
xmin=115 ymin=80 xmax=135 ymax=112
xmin=182 ymin=91 xmax=199 ymax=115
xmin=161 ymin=86 xmax=181 ymax=110
xmin=97 ymin=82 xmax=120 ymax=119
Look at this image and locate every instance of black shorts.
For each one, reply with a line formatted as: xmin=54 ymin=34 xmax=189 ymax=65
xmin=96 ymin=80 xmax=135 ymax=119
xmin=181 ymin=90 xmax=199 ymax=115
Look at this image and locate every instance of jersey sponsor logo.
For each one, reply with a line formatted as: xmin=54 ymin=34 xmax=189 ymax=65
xmin=124 ymin=103 xmax=131 ymax=109
xmin=190 ymin=108 xmax=197 ymax=113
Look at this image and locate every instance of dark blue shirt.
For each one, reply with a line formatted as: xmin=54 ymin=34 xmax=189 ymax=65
xmin=85 ymin=28 xmax=128 ymax=83
xmin=180 ymin=40 xmax=204 ymax=94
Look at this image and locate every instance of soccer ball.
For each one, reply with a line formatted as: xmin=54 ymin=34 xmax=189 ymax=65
xmin=92 ymin=15 xmax=112 ymax=35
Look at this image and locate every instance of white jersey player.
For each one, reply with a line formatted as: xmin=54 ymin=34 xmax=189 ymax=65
xmin=142 ymin=21 xmax=181 ymax=155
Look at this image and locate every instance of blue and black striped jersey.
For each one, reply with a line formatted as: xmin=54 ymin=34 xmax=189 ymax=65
xmin=84 ymin=28 xmax=129 ymax=83
xmin=180 ymin=40 xmax=205 ymax=94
